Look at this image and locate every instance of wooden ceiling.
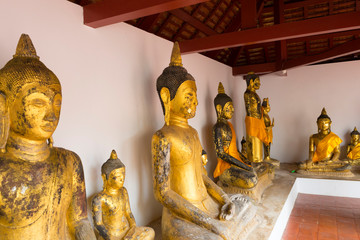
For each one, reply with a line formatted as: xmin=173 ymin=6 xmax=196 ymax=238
xmin=72 ymin=0 xmax=360 ymax=75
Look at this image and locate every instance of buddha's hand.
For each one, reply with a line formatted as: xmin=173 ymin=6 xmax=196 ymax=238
xmin=219 ymin=201 xmax=235 ymax=221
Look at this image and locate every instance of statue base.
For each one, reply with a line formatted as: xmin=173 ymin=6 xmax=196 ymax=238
xmin=296 ymin=169 xmax=354 ymax=177
xmin=218 ymin=169 xmax=275 ymax=202
xmin=264 ymin=157 xmax=280 ymax=167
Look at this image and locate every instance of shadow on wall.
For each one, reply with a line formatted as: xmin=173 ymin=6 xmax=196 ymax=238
xmin=201 ymin=83 xmax=217 ymax=179
xmin=130 ymin=62 xmax=163 ymax=224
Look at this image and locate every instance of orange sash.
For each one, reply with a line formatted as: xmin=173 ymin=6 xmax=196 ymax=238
xmin=213 ymin=122 xmax=247 ymax=178
xmin=347 ymin=143 xmax=360 ymax=160
xmin=312 ymin=132 xmax=342 ymax=162
xmin=245 ymin=116 xmax=269 ymax=145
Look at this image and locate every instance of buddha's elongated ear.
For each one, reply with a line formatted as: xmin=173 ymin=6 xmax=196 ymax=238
xmin=160 ymin=87 xmax=171 ymax=126
xmin=0 ymin=93 xmax=9 ymax=153
xmin=216 ymin=104 xmax=222 ymax=119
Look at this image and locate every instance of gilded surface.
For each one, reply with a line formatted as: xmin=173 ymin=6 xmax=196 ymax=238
xmin=347 ymin=127 xmax=360 ymax=164
xmin=151 ymin=43 xmax=257 ymax=240
xmin=92 ymin=150 xmax=155 ymax=240
xmin=0 ymin=34 xmax=95 ymax=240
xmin=243 ymin=73 xmax=264 ymax=163
xmin=298 ymin=108 xmax=350 ymax=173
xmin=212 ymin=82 xmax=257 ymax=189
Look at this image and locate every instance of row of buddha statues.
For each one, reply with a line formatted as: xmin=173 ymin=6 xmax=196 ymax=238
xmin=297 ymin=107 xmax=360 ymax=176
xmin=0 ymin=34 xmax=359 ymax=240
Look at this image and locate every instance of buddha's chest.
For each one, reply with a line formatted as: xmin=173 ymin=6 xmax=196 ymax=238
xmin=168 ymin=130 xmax=202 ymax=167
xmin=0 ymin=155 xmax=72 ymax=228
xmin=220 ymin=125 xmax=232 ymax=147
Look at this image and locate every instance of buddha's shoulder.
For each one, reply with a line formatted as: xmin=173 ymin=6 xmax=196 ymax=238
xmin=153 ymin=125 xmax=198 ymax=139
xmin=52 ymin=147 xmax=83 ymax=165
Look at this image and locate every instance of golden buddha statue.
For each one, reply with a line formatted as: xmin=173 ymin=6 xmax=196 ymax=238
xmin=243 ymin=72 xmax=269 ymax=163
xmin=261 ymin=98 xmax=279 ymax=166
xmin=212 ymin=82 xmax=257 ymax=189
xmin=151 ymin=42 xmax=258 ymax=240
xmin=0 ymin=34 xmax=96 ymax=239
xmin=298 ymin=108 xmax=352 ymax=176
xmin=92 ymin=150 xmax=155 ymax=240
xmin=347 ymin=127 xmax=360 ymax=164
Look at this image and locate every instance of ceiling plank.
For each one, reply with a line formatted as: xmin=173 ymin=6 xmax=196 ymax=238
xmin=169 ymin=9 xmax=217 ymax=36
xmin=83 ymin=0 xmax=209 ymax=28
xmin=232 ymin=38 xmax=360 ymax=75
xmin=179 ymin=11 xmax=360 ymax=54
xmin=283 ymin=38 xmax=360 ymax=69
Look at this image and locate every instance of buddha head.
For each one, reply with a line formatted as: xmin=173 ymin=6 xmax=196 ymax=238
xmin=262 ymin=98 xmax=270 ymax=114
xmin=0 ymin=34 xmax=61 ymax=149
xmin=350 ymin=127 xmax=360 ymax=144
xmin=317 ymin=108 xmax=331 ymax=134
xmin=156 ymin=42 xmax=197 ymax=125
xmin=214 ymin=82 xmax=234 ymax=120
xmin=101 ymin=150 xmax=125 ymax=190
xmin=244 ymin=72 xmax=260 ymax=90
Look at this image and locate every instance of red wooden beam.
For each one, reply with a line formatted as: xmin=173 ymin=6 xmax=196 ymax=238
xmin=240 ymin=0 xmax=257 ymax=29
xmin=84 ymin=0 xmax=210 ymax=28
xmin=179 ymin=12 xmax=360 ymax=54
xmin=232 ymin=38 xmax=360 ymax=75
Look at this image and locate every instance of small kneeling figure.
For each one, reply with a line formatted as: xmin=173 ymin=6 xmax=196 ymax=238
xmin=92 ymin=150 xmax=155 ymax=240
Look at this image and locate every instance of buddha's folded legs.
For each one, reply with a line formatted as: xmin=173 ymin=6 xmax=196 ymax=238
xmin=161 ymin=196 xmax=257 ymax=240
xmin=219 ymin=166 xmax=258 ymax=189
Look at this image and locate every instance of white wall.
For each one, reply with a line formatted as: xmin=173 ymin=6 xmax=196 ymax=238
xmin=1 ymin=0 xmax=360 ymax=228
xmin=0 ymin=0 xmax=235 ymax=226
xmin=232 ymin=62 xmax=360 ymax=163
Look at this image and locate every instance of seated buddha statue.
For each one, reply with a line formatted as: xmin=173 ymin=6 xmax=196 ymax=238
xmin=243 ymin=72 xmax=269 ymax=163
xmin=92 ymin=150 xmax=155 ymax=240
xmin=298 ymin=108 xmax=351 ymax=174
xmin=212 ymin=82 xmax=257 ymax=189
xmin=0 ymin=34 xmax=96 ymax=239
xmin=347 ymin=127 xmax=360 ymax=164
xmin=261 ymin=98 xmax=279 ymax=166
xmin=151 ymin=42 xmax=258 ymax=240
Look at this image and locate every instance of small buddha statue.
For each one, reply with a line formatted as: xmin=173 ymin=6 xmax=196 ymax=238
xmin=262 ymin=98 xmax=279 ymax=166
xmin=151 ymin=42 xmax=258 ymax=240
xmin=0 ymin=34 xmax=96 ymax=239
xmin=347 ymin=127 xmax=360 ymax=164
xmin=92 ymin=150 xmax=155 ymax=240
xmin=212 ymin=82 xmax=257 ymax=189
xmin=298 ymin=108 xmax=351 ymax=174
xmin=240 ymin=137 xmax=247 ymax=158
xmin=243 ymin=72 xmax=269 ymax=163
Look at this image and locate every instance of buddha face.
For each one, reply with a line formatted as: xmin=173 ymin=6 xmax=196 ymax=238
xmin=107 ymin=168 xmax=125 ymax=189
xmin=317 ymin=118 xmax=331 ymax=133
xmin=9 ymin=83 xmax=62 ymax=141
xmin=251 ymin=78 xmax=260 ymax=90
xmin=352 ymin=134 xmax=360 ymax=143
xmin=170 ymin=80 xmax=198 ymax=119
xmin=222 ymin=102 xmax=234 ymax=120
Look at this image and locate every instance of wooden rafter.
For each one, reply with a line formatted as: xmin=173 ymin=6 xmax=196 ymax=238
xmin=169 ymin=9 xmax=217 ymax=35
xmin=83 ymin=0 xmax=209 ymax=28
xmin=179 ymin=11 xmax=360 ymax=54
xmin=232 ymin=37 xmax=360 ymax=75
